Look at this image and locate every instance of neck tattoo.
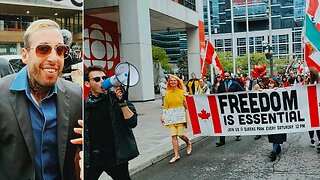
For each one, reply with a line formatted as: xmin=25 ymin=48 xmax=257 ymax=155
xmin=28 ymin=77 xmax=51 ymax=104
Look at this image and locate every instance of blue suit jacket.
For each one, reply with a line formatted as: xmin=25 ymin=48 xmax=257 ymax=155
xmin=0 ymin=74 xmax=82 ymax=180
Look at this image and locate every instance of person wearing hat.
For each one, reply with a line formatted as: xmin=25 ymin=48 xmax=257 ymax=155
xmin=212 ymin=74 xmax=223 ymax=93
xmin=267 ymin=77 xmax=287 ymax=161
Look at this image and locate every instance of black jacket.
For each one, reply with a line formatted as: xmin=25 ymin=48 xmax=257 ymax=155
xmin=84 ymin=93 xmax=139 ymax=169
xmin=217 ymin=80 xmax=244 ymax=93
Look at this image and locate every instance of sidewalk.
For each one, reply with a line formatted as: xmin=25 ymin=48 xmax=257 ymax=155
xmin=99 ymin=95 xmax=205 ymax=179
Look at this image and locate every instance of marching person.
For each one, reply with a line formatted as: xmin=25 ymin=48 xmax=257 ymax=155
xmin=0 ymin=19 xmax=82 ymax=179
xmin=195 ymin=78 xmax=210 ymax=95
xmin=252 ymin=75 xmax=270 ymax=140
xmin=186 ymin=72 xmax=199 ymax=95
xmin=161 ymin=75 xmax=192 ymax=163
xmin=216 ymin=70 xmax=244 ymax=147
xmin=159 ymin=77 xmax=167 ymax=106
xmin=212 ymin=74 xmax=223 ymax=93
xmin=307 ymin=67 xmax=320 ymax=151
xmin=84 ymin=65 xmax=139 ymax=180
xmin=267 ymin=78 xmax=287 ymax=161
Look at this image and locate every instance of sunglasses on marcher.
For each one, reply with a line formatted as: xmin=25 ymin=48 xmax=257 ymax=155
xmin=89 ymin=76 xmax=108 ymax=82
xmin=26 ymin=44 xmax=70 ymax=58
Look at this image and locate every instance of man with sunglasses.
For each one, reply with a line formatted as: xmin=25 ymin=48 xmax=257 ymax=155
xmin=84 ymin=65 xmax=139 ymax=180
xmin=0 ymin=19 xmax=82 ymax=179
xmin=215 ymin=70 xmax=244 ymax=147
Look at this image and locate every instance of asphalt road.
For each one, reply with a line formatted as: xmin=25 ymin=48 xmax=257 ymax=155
xmin=132 ymin=133 xmax=320 ymax=180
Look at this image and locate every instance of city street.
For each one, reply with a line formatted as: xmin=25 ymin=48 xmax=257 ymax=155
xmin=132 ymin=133 xmax=320 ymax=180
xmin=97 ymin=96 xmax=320 ymax=180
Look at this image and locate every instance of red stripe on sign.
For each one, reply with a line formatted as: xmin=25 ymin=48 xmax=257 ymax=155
xmin=207 ymin=95 xmax=222 ymax=133
xmin=185 ymin=96 xmax=201 ymax=134
xmin=308 ymin=86 xmax=319 ymax=128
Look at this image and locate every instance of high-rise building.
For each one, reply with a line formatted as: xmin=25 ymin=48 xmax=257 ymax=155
xmin=207 ymin=0 xmax=305 ymax=60
xmin=151 ymin=31 xmax=187 ymax=63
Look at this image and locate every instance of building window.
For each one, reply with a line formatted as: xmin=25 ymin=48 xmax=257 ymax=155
xmin=237 ymin=38 xmax=246 ymax=46
xmin=224 ymin=39 xmax=232 ymax=46
xmin=237 ymin=46 xmax=246 ymax=56
xmin=216 ymin=39 xmax=223 ymax=47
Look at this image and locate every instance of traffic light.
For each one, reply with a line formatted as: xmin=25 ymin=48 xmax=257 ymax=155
xmin=264 ymin=45 xmax=272 ymax=60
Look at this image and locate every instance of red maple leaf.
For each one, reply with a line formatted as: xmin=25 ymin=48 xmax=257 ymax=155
xmin=198 ymin=109 xmax=211 ymax=120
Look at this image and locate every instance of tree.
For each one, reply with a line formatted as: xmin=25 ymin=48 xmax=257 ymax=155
xmin=176 ymin=50 xmax=188 ymax=80
xmin=152 ymin=45 xmax=172 ymax=73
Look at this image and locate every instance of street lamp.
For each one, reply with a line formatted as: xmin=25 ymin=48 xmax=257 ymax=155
xmin=262 ymin=40 xmax=273 ymax=77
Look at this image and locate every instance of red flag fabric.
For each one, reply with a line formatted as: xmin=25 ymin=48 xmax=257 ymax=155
xmin=305 ymin=43 xmax=320 ymax=72
xmin=205 ymin=41 xmax=214 ymax=65
xmin=297 ymin=60 xmax=304 ymax=75
xmin=307 ymin=0 xmax=319 ymax=17
xmin=205 ymin=41 xmax=224 ymax=78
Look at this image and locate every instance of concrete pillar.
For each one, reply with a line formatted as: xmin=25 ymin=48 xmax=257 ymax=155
xmin=186 ymin=28 xmax=201 ymax=79
xmin=119 ymin=0 xmax=154 ymax=101
xmin=186 ymin=0 xmax=203 ymax=79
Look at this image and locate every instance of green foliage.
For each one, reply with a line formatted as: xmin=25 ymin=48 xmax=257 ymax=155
xmin=236 ymin=53 xmax=269 ymax=75
xmin=176 ymin=50 xmax=188 ymax=79
xmin=206 ymin=51 xmax=296 ymax=76
xmin=152 ymin=45 xmax=173 ymax=72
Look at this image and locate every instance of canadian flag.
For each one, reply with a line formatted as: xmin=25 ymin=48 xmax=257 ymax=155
xmin=185 ymin=95 xmax=222 ymax=136
xmin=205 ymin=41 xmax=224 ymax=78
xmin=307 ymin=0 xmax=320 ymax=31
xmin=305 ymin=43 xmax=320 ymax=72
xmin=297 ymin=60 xmax=304 ymax=75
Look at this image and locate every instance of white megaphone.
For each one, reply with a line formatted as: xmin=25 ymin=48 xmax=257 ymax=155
xmin=102 ymin=62 xmax=140 ymax=90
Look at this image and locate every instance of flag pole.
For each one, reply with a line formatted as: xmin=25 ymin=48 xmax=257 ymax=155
xmin=206 ymin=0 xmax=214 ymax=83
xmin=201 ymin=41 xmax=208 ymax=78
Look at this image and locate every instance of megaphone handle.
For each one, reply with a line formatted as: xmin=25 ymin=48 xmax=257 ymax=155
xmin=124 ymin=62 xmax=130 ymax=101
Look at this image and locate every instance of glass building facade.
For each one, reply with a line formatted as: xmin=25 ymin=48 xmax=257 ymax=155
xmin=209 ymin=0 xmax=305 ymax=59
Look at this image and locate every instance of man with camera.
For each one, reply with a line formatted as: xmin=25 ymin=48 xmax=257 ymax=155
xmin=84 ymin=65 xmax=139 ymax=180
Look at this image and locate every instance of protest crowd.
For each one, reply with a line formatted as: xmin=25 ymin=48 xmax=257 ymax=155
xmin=160 ymin=63 xmax=320 ymax=163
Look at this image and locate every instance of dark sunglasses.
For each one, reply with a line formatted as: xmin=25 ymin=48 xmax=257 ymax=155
xmin=89 ymin=76 xmax=108 ymax=82
xmin=26 ymin=44 xmax=70 ymax=58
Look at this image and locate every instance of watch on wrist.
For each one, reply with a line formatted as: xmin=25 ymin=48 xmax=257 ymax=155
xmin=118 ymin=102 xmax=127 ymax=108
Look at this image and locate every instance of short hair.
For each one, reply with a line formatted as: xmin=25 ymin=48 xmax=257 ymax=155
xmin=24 ymin=19 xmax=61 ymax=48
xmin=224 ymin=70 xmax=231 ymax=75
xmin=84 ymin=65 xmax=106 ymax=81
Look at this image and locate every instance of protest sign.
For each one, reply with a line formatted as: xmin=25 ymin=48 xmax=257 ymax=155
xmin=163 ymin=107 xmax=186 ymax=125
xmin=185 ymin=85 xmax=320 ymax=136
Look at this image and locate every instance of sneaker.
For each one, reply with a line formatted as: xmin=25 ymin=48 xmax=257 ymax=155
xmin=310 ymin=139 xmax=315 ymax=147
xmin=270 ymin=151 xmax=276 ymax=162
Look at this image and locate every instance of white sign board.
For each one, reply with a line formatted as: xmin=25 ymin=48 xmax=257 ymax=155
xmin=163 ymin=107 xmax=186 ymax=125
